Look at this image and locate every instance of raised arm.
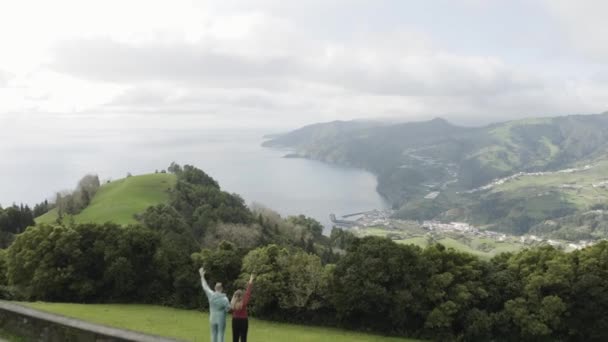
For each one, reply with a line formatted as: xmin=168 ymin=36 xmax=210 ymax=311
xmin=199 ymin=267 xmax=213 ymax=298
xmin=243 ymin=274 xmax=254 ymax=306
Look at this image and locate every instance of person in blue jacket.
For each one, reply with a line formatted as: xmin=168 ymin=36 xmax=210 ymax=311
xmin=199 ymin=267 xmax=231 ymax=342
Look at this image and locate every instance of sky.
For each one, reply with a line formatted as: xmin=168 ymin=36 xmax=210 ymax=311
xmin=1 ymin=0 xmax=608 ymax=131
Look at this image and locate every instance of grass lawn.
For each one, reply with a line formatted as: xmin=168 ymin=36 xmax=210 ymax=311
xmin=0 ymin=329 xmax=26 ymax=342
xmin=358 ymin=227 xmax=524 ymax=259
xmin=491 ymin=159 xmax=608 ymax=209
xmin=396 ymin=237 xmax=427 ymax=249
xmin=22 ymin=303 xmax=420 ymax=342
xmin=429 ymin=237 xmax=501 ymax=258
xmin=36 ymin=173 xmax=176 ymax=225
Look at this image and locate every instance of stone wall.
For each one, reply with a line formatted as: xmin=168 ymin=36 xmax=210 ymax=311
xmin=0 ymin=301 xmax=181 ymax=342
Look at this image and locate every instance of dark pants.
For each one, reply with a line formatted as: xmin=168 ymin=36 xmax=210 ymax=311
xmin=232 ymin=318 xmax=248 ymax=342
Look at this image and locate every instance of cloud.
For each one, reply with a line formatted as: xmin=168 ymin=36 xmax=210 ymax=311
xmin=47 ymin=33 xmax=606 ymax=126
xmin=46 ymin=28 xmax=580 ymax=126
xmin=49 ymin=38 xmax=299 ymax=88
xmin=543 ymin=0 xmax=608 ymax=61
xmin=0 ymin=70 xmax=12 ymax=87
xmin=49 ymin=32 xmax=542 ymax=98
xmin=3 ymin=0 xmax=608 ymax=127
xmin=100 ymin=85 xmax=322 ymax=126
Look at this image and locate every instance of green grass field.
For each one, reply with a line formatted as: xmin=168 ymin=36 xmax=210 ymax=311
xmin=397 ymin=236 xmax=523 ymax=258
xmin=491 ymin=159 xmax=608 ymax=209
xmin=36 ymin=173 xmax=176 ymax=225
xmin=0 ymin=329 xmax=26 ymax=342
xmin=355 ymin=227 xmax=524 ymax=259
xmin=22 ymin=303 xmax=419 ymax=342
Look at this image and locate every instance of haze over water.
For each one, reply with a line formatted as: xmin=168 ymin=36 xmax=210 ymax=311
xmin=0 ymin=116 xmax=387 ymax=229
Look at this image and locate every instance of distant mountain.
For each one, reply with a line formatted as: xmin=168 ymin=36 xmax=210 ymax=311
xmin=264 ymin=113 xmax=608 ymax=238
xmin=262 ymin=120 xmax=384 ymax=149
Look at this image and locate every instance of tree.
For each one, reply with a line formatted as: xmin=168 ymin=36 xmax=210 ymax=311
xmin=77 ymin=174 xmax=100 ymax=207
xmin=239 ymin=245 xmax=332 ymax=322
xmin=493 ymin=246 xmax=572 ymax=340
xmin=6 ymin=223 xmax=164 ymax=303
xmin=32 ymin=199 xmax=52 ymax=217
xmin=53 ymin=175 xmax=101 ymax=216
xmin=558 ymin=242 xmax=608 ymax=340
xmin=139 ymin=204 xmax=199 ymax=306
xmin=419 ymin=244 xmax=489 ymax=340
xmin=170 ymin=168 xmax=252 ymax=230
xmin=0 ymin=204 xmax=35 ymax=247
xmin=192 ymin=241 xmax=243 ymax=297
xmin=275 ymin=250 xmax=330 ymax=313
xmin=329 ymin=228 xmax=357 ymax=251
xmin=331 ymin=237 xmax=427 ymax=334
xmin=288 ymin=215 xmax=324 ymax=240
xmin=178 ymin=165 xmax=220 ymax=189
xmin=140 ymin=204 xmax=189 ymax=234
xmin=6 ymin=224 xmax=83 ymax=300
xmin=154 ymin=229 xmax=200 ymax=307
xmin=168 ymin=162 xmax=182 ymax=174
xmin=203 ymin=223 xmax=261 ymax=249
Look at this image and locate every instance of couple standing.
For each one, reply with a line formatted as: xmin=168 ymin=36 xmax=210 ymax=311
xmin=199 ymin=267 xmax=254 ymax=342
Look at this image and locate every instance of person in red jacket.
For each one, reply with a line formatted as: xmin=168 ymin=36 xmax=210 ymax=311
xmin=231 ymin=274 xmax=254 ymax=342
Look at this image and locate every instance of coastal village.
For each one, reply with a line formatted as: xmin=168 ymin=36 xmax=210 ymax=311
xmin=323 ymin=161 xmax=607 ymax=254
xmin=330 ymin=209 xmax=597 ymax=251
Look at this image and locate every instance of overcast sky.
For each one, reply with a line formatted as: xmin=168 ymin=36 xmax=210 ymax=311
xmin=1 ymin=0 xmax=608 ymax=130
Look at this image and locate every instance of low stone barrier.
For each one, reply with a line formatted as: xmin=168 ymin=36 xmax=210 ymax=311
xmin=0 ymin=301 xmax=182 ymax=342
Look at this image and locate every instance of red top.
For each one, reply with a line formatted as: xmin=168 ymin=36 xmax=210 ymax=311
xmin=232 ymin=282 xmax=253 ymax=319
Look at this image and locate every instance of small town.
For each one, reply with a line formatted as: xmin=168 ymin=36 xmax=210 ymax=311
xmin=331 ymin=209 xmax=597 ymax=251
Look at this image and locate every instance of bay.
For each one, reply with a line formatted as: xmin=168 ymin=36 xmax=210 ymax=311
xmin=0 ymin=121 xmax=387 ymax=229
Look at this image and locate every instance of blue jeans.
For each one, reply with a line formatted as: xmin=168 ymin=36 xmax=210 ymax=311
xmin=211 ymin=320 xmax=226 ymax=342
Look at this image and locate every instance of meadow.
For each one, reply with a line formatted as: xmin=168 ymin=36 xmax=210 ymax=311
xmin=36 ymin=173 xmax=175 ymax=225
xmin=23 ymin=303 xmax=419 ymax=342
xmin=355 ymin=226 xmax=524 ymax=258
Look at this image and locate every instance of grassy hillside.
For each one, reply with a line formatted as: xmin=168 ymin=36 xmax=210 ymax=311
xmin=355 ymin=227 xmax=524 ymax=259
xmin=472 ymin=159 xmax=608 ymax=237
xmin=36 ymin=173 xmax=176 ymax=225
xmin=23 ymin=303 xmax=419 ymax=342
xmin=0 ymin=330 xmax=24 ymax=342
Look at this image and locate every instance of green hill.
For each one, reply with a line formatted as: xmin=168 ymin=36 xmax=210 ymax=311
xmin=36 ymin=173 xmax=176 ymax=225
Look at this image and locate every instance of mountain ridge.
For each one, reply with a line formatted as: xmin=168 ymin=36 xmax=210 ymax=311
xmin=264 ymin=112 xmax=608 ymax=238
